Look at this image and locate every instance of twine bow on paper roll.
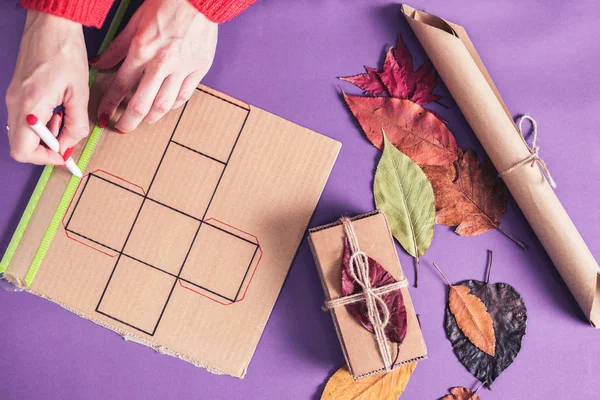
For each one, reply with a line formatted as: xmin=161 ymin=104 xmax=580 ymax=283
xmin=499 ymin=115 xmax=557 ymax=188
xmin=324 ymin=218 xmax=408 ymax=371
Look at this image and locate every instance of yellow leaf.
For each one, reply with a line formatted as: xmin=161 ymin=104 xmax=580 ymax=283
xmin=449 ymin=285 xmax=496 ymax=356
xmin=321 ymin=363 xmax=417 ymax=400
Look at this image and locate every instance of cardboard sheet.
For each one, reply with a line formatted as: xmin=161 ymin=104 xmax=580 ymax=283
xmin=4 ymin=74 xmax=341 ymax=377
xmin=308 ymin=211 xmax=427 ymax=378
xmin=402 ymin=5 xmax=600 ymax=326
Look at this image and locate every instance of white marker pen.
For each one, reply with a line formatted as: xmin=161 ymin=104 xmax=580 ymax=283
xmin=26 ymin=114 xmax=83 ymax=178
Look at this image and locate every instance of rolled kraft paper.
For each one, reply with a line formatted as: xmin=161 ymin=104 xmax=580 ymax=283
xmin=402 ymin=4 xmax=600 ymax=327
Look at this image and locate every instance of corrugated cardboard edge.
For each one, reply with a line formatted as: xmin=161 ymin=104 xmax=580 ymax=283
xmin=27 ymin=286 xmax=239 ymax=377
xmin=307 ymin=210 xmax=427 ymax=380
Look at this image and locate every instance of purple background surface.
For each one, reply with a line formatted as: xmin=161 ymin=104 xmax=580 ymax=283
xmin=1 ymin=1 xmax=599 ymax=399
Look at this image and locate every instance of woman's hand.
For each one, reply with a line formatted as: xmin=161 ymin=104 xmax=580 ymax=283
xmin=92 ymin=0 xmax=218 ymax=133
xmin=6 ymin=11 xmax=89 ymax=164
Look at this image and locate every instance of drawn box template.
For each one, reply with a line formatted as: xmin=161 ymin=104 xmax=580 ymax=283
xmin=3 ymin=77 xmax=341 ymax=378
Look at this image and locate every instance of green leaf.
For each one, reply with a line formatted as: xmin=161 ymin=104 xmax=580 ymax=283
xmin=374 ymin=131 xmax=435 ymax=285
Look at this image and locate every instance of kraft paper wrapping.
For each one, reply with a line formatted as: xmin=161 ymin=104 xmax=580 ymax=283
xmin=402 ymin=5 xmax=600 ymax=327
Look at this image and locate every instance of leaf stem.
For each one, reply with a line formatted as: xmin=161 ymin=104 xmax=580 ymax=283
xmin=474 ymin=381 xmax=486 ymax=394
xmin=432 ymin=262 xmax=452 ymax=286
xmin=485 ymin=250 xmax=493 ymax=284
xmin=392 ymin=342 xmax=400 ymax=366
xmin=495 ymin=225 xmax=528 ymax=250
xmin=414 ymin=257 xmax=420 ymax=288
xmin=464 ymin=381 xmax=486 ymax=400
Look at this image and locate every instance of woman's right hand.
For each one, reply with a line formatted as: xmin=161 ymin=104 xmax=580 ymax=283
xmin=6 ymin=10 xmax=90 ymax=165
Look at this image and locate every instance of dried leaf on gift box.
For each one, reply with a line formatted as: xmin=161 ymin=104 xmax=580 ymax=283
xmin=342 ymin=92 xmax=458 ymax=166
xmin=341 ymin=239 xmax=407 ymax=343
xmin=340 ymin=35 xmax=439 ymax=105
xmin=321 ymin=363 xmax=417 ymax=400
xmin=422 ymin=150 xmax=526 ymax=249
xmin=445 ymin=279 xmax=527 ymax=387
xmin=434 ymin=263 xmax=496 ymax=357
xmin=440 ymin=386 xmax=481 ymax=400
xmin=374 ymin=133 xmax=435 ymax=286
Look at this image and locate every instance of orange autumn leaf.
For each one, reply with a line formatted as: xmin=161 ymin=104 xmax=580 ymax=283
xmin=342 ymin=91 xmax=458 ymax=166
xmin=422 ymin=149 xmax=507 ymax=236
xmin=449 ymin=285 xmax=496 ymax=357
xmin=440 ymin=387 xmax=481 ymax=400
xmin=321 ymin=363 xmax=417 ymax=400
xmin=433 ymin=263 xmax=496 ymax=357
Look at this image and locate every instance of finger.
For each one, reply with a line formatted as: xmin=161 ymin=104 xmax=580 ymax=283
xmin=58 ymin=85 xmax=90 ymax=151
xmin=9 ymin=126 xmax=64 ymax=165
xmin=24 ymin=145 xmax=65 ymax=166
xmin=9 ymin=96 xmax=57 ymax=163
xmin=90 ymin=13 xmax=139 ymax=70
xmin=97 ymin=56 xmax=143 ymax=124
xmin=115 ymin=66 xmax=167 ymax=133
xmin=172 ymin=71 xmax=205 ymax=110
xmin=144 ymin=74 xmax=183 ymax=124
xmin=47 ymin=112 xmax=63 ymax=137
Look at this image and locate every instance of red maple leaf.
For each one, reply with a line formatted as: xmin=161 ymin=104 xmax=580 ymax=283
xmin=340 ymin=35 xmax=440 ymax=106
xmin=340 ymin=66 xmax=388 ymax=96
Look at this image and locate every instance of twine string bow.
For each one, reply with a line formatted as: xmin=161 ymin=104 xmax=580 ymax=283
xmin=324 ymin=218 xmax=408 ymax=371
xmin=499 ymin=115 xmax=557 ymax=188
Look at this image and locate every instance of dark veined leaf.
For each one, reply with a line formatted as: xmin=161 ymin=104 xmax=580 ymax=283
xmin=445 ymin=279 xmax=527 ymax=387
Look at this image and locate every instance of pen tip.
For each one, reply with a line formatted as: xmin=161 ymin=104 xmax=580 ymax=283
xmin=26 ymin=114 xmax=38 ymax=125
xmin=64 ymin=158 xmax=83 ymax=179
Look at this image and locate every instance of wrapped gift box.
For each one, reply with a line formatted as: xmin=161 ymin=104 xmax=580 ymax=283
xmin=308 ymin=210 xmax=427 ymax=378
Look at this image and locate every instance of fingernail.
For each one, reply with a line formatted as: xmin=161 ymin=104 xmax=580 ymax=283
xmin=115 ymin=128 xmax=127 ymax=135
xmin=26 ymin=114 xmax=38 ymax=125
xmin=62 ymin=147 xmax=74 ymax=161
xmin=98 ymin=113 xmax=109 ymax=128
xmin=89 ymin=55 xmax=100 ymax=64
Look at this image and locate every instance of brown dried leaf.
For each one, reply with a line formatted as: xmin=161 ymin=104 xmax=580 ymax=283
xmin=440 ymin=387 xmax=481 ymax=400
xmin=321 ymin=363 xmax=417 ymax=400
xmin=422 ymin=149 xmax=507 ymax=236
xmin=449 ymin=285 xmax=496 ymax=357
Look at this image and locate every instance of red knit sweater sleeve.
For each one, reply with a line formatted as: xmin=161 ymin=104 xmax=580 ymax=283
xmin=20 ymin=0 xmax=115 ymax=28
xmin=20 ymin=0 xmax=256 ymax=27
xmin=189 ymin=0 xmax=257 ymax=23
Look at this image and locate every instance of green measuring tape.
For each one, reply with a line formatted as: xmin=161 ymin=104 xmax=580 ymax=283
xmin=0 ymin=0 xmax=131 ymax=285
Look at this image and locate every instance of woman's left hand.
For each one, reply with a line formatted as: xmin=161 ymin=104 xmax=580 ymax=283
xmin=91 ymin=0 xmax=218 ymax=133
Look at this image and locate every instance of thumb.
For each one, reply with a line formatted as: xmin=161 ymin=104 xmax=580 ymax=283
xmin=90 ymin=13 xmax=139 ymax=70
xmin=58 ymin=87 xmax=90 ymax=151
